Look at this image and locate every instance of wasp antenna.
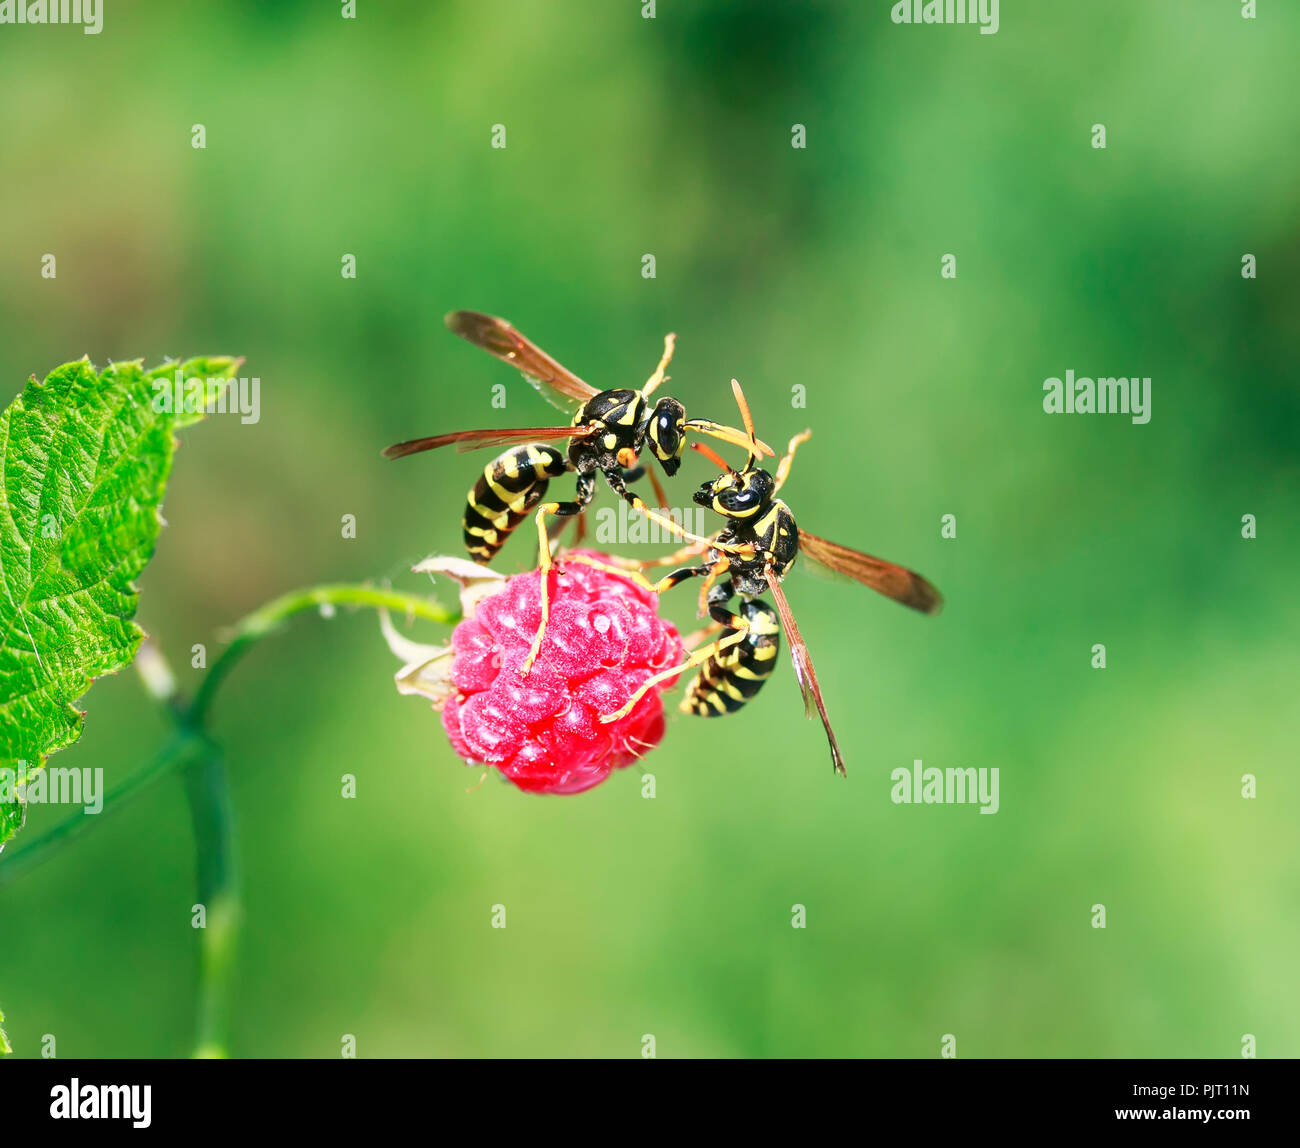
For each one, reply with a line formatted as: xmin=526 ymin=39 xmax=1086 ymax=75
xmin=730 ymin=379 xmax=759 ymax=469
xmin=689 ymin=439 xmax=735 ymax=473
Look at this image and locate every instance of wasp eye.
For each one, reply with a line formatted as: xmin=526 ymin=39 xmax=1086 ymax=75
xmin=648 ymin=399 xmax=685 ymax=473
xmin=718 ymin=487 xmax=760 ymax=512
xmin=714 ymin=470 xmax=773 ymax=515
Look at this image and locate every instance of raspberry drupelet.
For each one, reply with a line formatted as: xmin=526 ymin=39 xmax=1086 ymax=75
xmin=439 ymin=551 xmax=684 ymax=794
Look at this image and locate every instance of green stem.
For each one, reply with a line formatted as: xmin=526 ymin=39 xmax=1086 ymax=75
xmin=0 ymin=584 xmax=457 ymax=879
xmin=0 ymin=579 xmax=459 ymax=1060
xmin=190 ymin=584 xmax=458 ymax=727
xmin=0 ymin=729 xmax=209 ymax=889
xmin=181 ymin=583 xmax=454 ymax=1058
xmin=184 ymin=748 xmax=238 ymax=1058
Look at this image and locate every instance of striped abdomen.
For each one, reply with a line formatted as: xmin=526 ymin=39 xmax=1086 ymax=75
xmin=463 ymin=444 xmax=569 ymax=563
xmin=683 ymin=599 xmax=781 ymax=717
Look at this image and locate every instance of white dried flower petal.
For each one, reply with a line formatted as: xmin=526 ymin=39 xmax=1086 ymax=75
xmin=412 ymin=555 xmax=507 ymax=619
xmin=380 ymin=555 xmax=511 ymax=710
xmin=379 ymin=608 xmax=455 ymax=709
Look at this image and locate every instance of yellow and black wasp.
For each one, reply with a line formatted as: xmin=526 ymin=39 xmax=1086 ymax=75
xmin=574 ymin=380 xmax=942 ymax=776
xmin=383 ymin=311 xmax=769 ymax=671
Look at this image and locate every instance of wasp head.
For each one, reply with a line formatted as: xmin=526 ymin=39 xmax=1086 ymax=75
xmin=645 ymin=397 xmax=687 ymax=476
xmin=694 ymin=466 xmax=775 ymax=518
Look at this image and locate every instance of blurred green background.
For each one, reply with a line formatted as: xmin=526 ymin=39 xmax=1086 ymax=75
xmin=1 ymin=0 xmax=1297 ymax=1058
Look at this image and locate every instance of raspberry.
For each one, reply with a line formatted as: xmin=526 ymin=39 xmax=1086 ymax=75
xmin=438 ymin=551 xmax=684 ymax=795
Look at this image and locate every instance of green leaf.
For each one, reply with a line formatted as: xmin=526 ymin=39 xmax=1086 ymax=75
xmin=0 ymin=356 xmax=241 ymax=848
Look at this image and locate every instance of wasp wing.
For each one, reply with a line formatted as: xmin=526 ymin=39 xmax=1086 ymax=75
xmin=764 ymin=568 xmax=846 ymax=777
xmin=383 ymin=425 xmax=594 ymax=459
xmin=796 ymin=530 xmax=942 ymax=616
xmin=446 ymin=311 xmax=598 ymax=413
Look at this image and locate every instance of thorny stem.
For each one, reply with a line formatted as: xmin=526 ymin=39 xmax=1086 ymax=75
xmin=0 ymin=582 xmax=460 ymax=1057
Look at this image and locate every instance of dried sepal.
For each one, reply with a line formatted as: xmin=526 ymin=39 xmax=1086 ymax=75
xmin=380 ymin=555 xmax=507 ymax=709
xmin=379 ymin=609 xmax=456 ymax=709
xmin=411 ymin=555 xmax=507 ymax=619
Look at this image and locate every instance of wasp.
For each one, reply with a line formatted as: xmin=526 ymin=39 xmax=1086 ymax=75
xmin=571 ymin=380 xmax=942 ymax=776
xmin=383 ymin=311 xmax=770 ymax=672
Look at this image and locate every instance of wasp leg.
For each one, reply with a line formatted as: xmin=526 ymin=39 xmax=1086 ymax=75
xmin=606 ymin=468 xmax=749 ymax=556
xmin=774 ymin=429 xmax=812 ymax=493
xmin=680 ymin=620 xmax=724 ymax=650
xmin=599 ymin=581 xmax=760 ymax=723
xmin=543 ymin=507 xmax=576 ymax=556
xmin=604 ymin=537 xmax=715 ymax=571
xmin=561 ymin=553 xmax=719 ymax=598
xmin=618 ymin=461 xmax=671 ymax=512
xmin=545 ymin=510 xmax=589 ymax=555
xmin=521 ymin=472 xmax=596 ymax=676
xmin=682 ymin=595 xmax=782 ymax=718
xmin=645 ymin=465 xmax=671 ymax=511
xmin=641 ymin=332 xmax=677 ymax=397
xmin=543 ymin=496 xmax=590 ymax=555
xmin=599 ymin=621 xmax=752 ymax=724
xmin=698 ymin=557 xmax=729 ymax=617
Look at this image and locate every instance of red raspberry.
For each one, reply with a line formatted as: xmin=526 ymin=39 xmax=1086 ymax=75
xmin=440 ymin=551 xmax=684 ymax=795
